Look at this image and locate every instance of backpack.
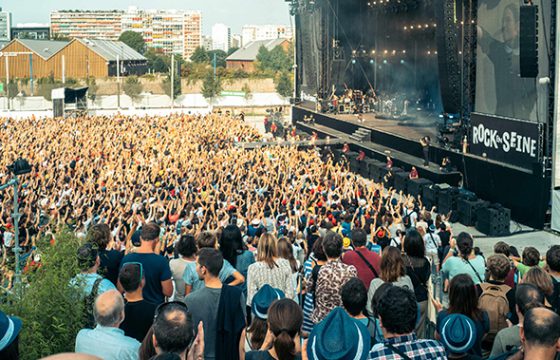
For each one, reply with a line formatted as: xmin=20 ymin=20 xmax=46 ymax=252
xmin=83 ymin=277 xmax=103 ymax=328
xmin=479 ymin=282 xmax=511 ymax=344
xmin=402 ymin=210 xmax=414 ymax=229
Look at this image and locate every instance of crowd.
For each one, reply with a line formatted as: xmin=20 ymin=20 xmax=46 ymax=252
xmin=0 ymin=113 xmax=559 ymax=360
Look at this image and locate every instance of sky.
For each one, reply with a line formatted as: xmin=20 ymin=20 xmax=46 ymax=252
xmin=2 ymin=0 xmax=292 ymax=35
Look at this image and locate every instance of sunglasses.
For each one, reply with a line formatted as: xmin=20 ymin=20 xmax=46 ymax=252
xmin=122 ymin=262 xmax=143 ymax=283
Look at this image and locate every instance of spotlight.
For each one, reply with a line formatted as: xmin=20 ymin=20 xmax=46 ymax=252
xmin=352 ymin=59 xmax=357 ymax=64
xmin=404 ymin=26 xmax=407 ymax=30
xmin=400 ymin=59 xmax=404 ymax=64
xmin=8 ymin=158 xmax=32 ymax=176
xmin=370 ymin=59 xmax=375 ymax=64
xmin=427 ymin=51 xmax=431 ymax=55
xmin=402 ymin=50 xmax=406 ymax=54
xmin=384 ymin=50 xmax=388 ymax=54
xmin=383 ymin=59 xmax=388 ymax=64
xmin=371 ymin=50 xmax=376 ymax=54
xmin=392 ymin=50 xmax=396 ymax=55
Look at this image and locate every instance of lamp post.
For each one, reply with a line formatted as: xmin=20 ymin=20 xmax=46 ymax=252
xmin=0 ymin=158 xmax=32 ymax=295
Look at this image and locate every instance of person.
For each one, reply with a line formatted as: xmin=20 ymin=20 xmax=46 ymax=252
xmin=438 ymin=314 xmax=481 ymax=360
xmin=277 ymin=237 xmax=300 ymax=302
xmin=402 ymin=230 xmax=431 ymax=337
xmin=341 ymin=277 xmax=381 ymax=344
xmin=247 ymin=233 xmax=295 ymax=306
xmin=342 ymin=228 xmax=381 ymax=290
xmin=309 ymin=232 xmax=357 ymax=324
xmin=513 ymin=247 xmax=543 ymax=279
xmin=302 ymin=238 xmax=327 ymax=335
xmin=87 ymin=223 xmax=123 ymax=286
xmin=478 ymin=254 xmax=516 ymax=348
xmin=195 ymin=231 xmax=245 ymax=288
xmin=242 ymin=285 xmax=285 ymax=353
xmin=519 ymin=308 xmax=560 ymax=360
xmin=0 ymin=310 xmax=22 ymax=360
xmin=170 ymin=234 xmax=197 ymax=301
xmin=369 ymin=286 xmax=446 ymax=359
xmin=152 ymin=301 xmax=204 ymax=360
xmin=220 ymin=225 xmax=255 ymax=295
xmin=306 ymin=307 xmax=371 ymax=360
xmin=409 ymin=167 xmax=419 ymax=180
xmin=441 ymin=232 xmax=486 ymax=285
xmin=420 ymin=136 xmax=430 ymax=166
xmin=246 ymin=299 xmax=303 ymax=360
xmin=185 ymin=248 xmax=246 ymax=360
xmin=71 ymin=243 xmax=117 ymax=298
xmin=522 ymin=267 xmax=555 ymax=308
xmin=546 ymin=245 xmax=560 ymax=314
xmin=120 ymin=222 xmax=173 ymax=304
xmin=139 ymin=326 xmax=157 ymax=360
xmin=424 ymin=224 xmax=441 ymax=269
xmin=366 ymin=246 xmax=413 ymax=316
xmin=490 ymin=283 xmax=544 ymax=358
xmin=75 ymin=290 xmax=140 ymax=360
xmin=493 ymin=241 xmax=516 ymax=288
xmin=433 ymin=274 xmax=489 ymax=357
xmin=118 ymin=262 xmax=158 ymax=342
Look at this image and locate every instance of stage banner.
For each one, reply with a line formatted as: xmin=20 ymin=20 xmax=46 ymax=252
xmin=470 ymin=112 xmax=541 ymax=169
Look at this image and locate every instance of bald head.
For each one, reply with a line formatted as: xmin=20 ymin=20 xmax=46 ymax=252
xmin=523 ymin=307 xmax=560 ymax=347
xmin=93 ymin=290 xmax=124 ymax=327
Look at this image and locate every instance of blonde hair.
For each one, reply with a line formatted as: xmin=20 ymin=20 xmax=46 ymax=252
xmin=523 ymin=267 xmax=554 ymax=296
xmin=257 ymin=233 xmax=279 ymax=269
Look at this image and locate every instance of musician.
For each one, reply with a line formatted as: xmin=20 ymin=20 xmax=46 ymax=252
xmin=420 ymin=136 xmax=431 ymax=166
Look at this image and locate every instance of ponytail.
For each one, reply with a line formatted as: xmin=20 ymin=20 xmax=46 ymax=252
xmin=266 ymin=299 xmax=303 ymax=360
xmin=273 ymin=329 xmax=296 ymax=360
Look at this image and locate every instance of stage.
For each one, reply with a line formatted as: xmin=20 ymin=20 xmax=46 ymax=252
xmin=293 ymin=105 xmax=549 ymax=229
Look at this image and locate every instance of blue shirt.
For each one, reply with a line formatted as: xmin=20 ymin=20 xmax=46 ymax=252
xmin=441 ymin=255 xmax=486 ymax=285
xmin=75 ymin=325 xmax=140 ymax=360
xmin=120 ymin=252 xmax=172 ymax=304
xmin=70 ymin=273 xmax=116 ymax=297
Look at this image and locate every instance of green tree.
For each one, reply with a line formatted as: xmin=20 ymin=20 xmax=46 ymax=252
xmin=86 ymin=77 xmax=98 ymax=101
xmin=123 ymin=76 xmax=143 ymax=102
xmin=118 ymin=31 xmax=146 ymax=54
xmin=242 ymin=83 xmax=252 ymax=100
xmin=5 ymin=79 xmax=19 ymax=99
xmin=207 ymin=50 xmax=227 ymax=68
xmin=162 ymin=74 xmax=181 ymax=100
xmin=190 ymin=46 xmax=210 ymax=63
xmin=256 ymin=44 xmax=293 ymax=73
xmin=0 ymin=231 xmax=85 ymax=360
xmin=256 ymin=46 xmax=271 ymax=71
xmin=276 ymin=71 xmax=293 ymax=98
xmin=201 ymin=72 xmax=222 ymax=100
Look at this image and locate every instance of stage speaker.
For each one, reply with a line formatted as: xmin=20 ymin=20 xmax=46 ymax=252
xmin=520 ymin=5 xmax=539 ymax=78
xmin=333 ymin=148 xmax=343 ymax=163
xmin=394 ymin=172 xmax=410 ymax=193
xmin=423 ymin=185 xmax=439 ymax=209
xmin=457 ymin=199 xmax=488 ymax=226
xmin=368 ymin=161 xmax=384 ymax=182
xmin=475 ymin=204 xmax=511 ymax=236
xmin=408 ymin=178 xmax=433 ymax=198
xmin=438 ymin=187 xmax=459 ymax=214
xmin=358 ymin=160 xmax=369 ymax=177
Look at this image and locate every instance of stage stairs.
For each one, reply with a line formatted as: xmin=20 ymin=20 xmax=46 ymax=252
xmin=349 ymin=127 xmax=371 ymax=142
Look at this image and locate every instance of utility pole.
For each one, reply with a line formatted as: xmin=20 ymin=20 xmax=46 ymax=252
xmin=4 ymin=55 xmax=9 ymax=110
xmin=171 ymin=54 xmax=175 ymax=109
xmin=213 ymin=52 xmax=217 ymax=79
xmin=61 ymin=55 xmax=66 ymax=83
xmin=117 ymin=55 xmax=121 ymax=109
xmin=29 ymin=54 xmax=34 ymax=96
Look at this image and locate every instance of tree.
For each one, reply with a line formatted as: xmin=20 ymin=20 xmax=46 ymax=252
xmin=207 ymin=50 xmax=227 ymax=68
xmin=5 ymin=79 xmax=19 ymax=99
xmin=123 ymin=76 xmax=143 ymax=103
xmin=86 ymin=77 xmax=98 ymax=102
xmin=242 ymin=83 xmax=252 ymax=100
xmin=256 ymin=46 xmax=272 ymax=71
xmin=256 ymin=44 xmax=293 ymax=73
xmin=119 ymin=31 xmax=146 ymax=54
xmin=276 ymin=71 xmax=293 ymax=98
xmin=37 ymin=74 xmax=63 ymax=101
xmin=190 ymin=46 xmax=210 ymax=63
xmin=162 ymin=74 xmax=181 ymax=100
xmin=0 ymin=231 xmax=85 ymax=360
xmin=201 ymin=72 xmax=222 ymax=100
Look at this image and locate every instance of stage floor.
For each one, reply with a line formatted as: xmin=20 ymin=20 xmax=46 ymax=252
xmin=300 ymin=101 xmax=441 ymax=142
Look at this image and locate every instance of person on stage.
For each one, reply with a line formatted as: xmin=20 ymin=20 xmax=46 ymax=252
xmin=420 ymin=136 xmax=431 ymax=166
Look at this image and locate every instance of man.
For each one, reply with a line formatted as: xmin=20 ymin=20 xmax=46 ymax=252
xmin=490 ymin=284 xmax=544 ymax=357
xmin=120 ymin=222 xmax=173 ymax=304
xmin=118 ymin=262 xmax=158 ymax=342
xmin=546 ymin=245 xmax=560 ymax=314
xmin=519 ymin=308 xmax=560 ymax=360
xmin=342 ymin=228 xmax=381 ymax=290
xmin=369 ymin=286 xmax=446 ymax=359
xmin=185 ymin=248 xmax=246 ymax=360
xmin=71 ymin=243 xmax=116 ymax=297
xmin=75 ymin=290 xmax=140 ymax=360
xmin=309 ymin=231 xmax=357 ymax=324
xmin=152 ymin=302 xmax=204 ymax=360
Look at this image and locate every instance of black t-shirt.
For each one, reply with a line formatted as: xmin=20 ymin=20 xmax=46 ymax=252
xmin=120 ymin=253 xmax=172 ymax=304
xmin=120 ymin=299 xmax=158 ymax=342
xmin=404 ymin=256 xmax=431 ymax=302
xmin=99 ymin=249 xmax=124 ymax=286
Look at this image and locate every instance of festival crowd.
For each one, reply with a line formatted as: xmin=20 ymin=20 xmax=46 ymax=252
xmin=0 ymin=113 xmax=559 ymax=360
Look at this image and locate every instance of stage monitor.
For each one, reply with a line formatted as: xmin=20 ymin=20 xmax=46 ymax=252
xmin=475 ymin=0 xmax=551 ymax=122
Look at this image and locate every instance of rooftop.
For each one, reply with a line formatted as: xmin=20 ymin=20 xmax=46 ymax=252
xmin=226 ymin=38 xmax=289 ymax=61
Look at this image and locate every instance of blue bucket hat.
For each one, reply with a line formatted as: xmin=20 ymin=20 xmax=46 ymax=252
xmin=307 ymin=307 xmax=371 ymax=360
xmin=251 ymin=285 xmax=285 ymax=319
xmin=439 ymin=314 xmax=477 ymax=354
xmin=0 ymin=310 xmax=22 ymax=351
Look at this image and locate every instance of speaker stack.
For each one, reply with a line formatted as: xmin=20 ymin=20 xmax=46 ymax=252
xmin=422 ymin=185 xmax=440 ymax=209
xmin=333 ymin=148 xmax=343 ymax=163
xmin=520 ymin=5 xmax=539 ymax=78
xmin=346 ymin=152 xmax=359 ymax=172
xmin=358 ymin=160 xmax=369 ymax=177
xmin=394 ymin=171 xmax=410 ymax=193
xmin=438 ymin=187 xmax=460 ymax=214
xmin=476 ymin=204 xmax=511 ymax=236
xmin=381 ymin=167 xmax=403 ymax=188
xmin=408 ymin=178 xmax=434 ymax=198
xmin=457 ymin=198 xmax=489 ymax=226
xmin=366 ymin=159 xmax=384 ymax=182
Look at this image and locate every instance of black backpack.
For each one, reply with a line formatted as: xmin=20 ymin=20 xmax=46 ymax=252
xmin=83 ymin=277 xmax=103 ymax=328
xmin=403 ymin=210 xmax=415 ymax=229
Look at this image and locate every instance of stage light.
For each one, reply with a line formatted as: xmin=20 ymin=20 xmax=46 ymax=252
xmin=371 ymin=50 xmax=376 ymax=54
xmin=400 ymin=59 xmax=405 ymax=64
xmin=384 ymin=50 xmax=388 ymax=54
xmin=352 ymin=59 xmax=357 ymax=64
xmin=352 ymin=50 xmax=357 ymax=55
xmin=370 ymin=59 xmax=374 ymax=64
xmin=404 ymin=26 xmax=407 ymax=30
xmin=402 ymin=50 xmax=406 ymax=54
xmin=417 ymin=25 xmax=422 ymax=29
xmin=383 ymin=59 xmax=388 ymax=64
xmin=425 ymin=24 xmax=429 ymax=28
xmin=392 ymin=50 xmax=396 ymax=54
xmin=427 ymin=51 xmax=431 ymax=55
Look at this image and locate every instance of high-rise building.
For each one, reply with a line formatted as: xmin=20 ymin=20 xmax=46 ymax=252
xmin=0 ymin=8 xmax=12 ymax=41
xmin=212 ymin=23 xmax=231 ymax=52
xmin=11 ymin=23 xmax=50 ymax=40
xmin=231 ymin=34 xmax=242 ymax=49
xmin=120 ymin=7 xmax=202 ymax=60
xmin=50 ymin=10 xmax=124 ymax=40
xmin=241 ymin=24 xmax=292 ymax=47
xmin=202 ymin=35 xmax=213 ymax=50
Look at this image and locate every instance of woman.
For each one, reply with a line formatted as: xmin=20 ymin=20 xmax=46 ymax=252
xmin=441 ymin=232 xmax=486 ymax=285
xmin=277 ymin=237 xmax=300 ymax=302
xmin=220 ymin=224 xmax=255 ymax=294
xmin=403 ymin=230 xmax=431 ymax=338
xmin=433 ymin=274 xmax=489 ymax=357
xmin=301 ymin=238 xmax=327 ymax=335
xmin=169 ymin=234 xmax=196 ymax=301
xmin=246 ymin=299 xmax=303 ymax=360
xmin=523 ymin=267 xmax=555 ymax=308
xmin=366 ymin=246 xmax=414 ymax=315
xmin=247 ymin=234 xmax=295 ymax=306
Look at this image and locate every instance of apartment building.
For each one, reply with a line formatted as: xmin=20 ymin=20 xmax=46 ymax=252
xmin=241 ymin=24 xmax=292 ymax=47
xmin=50 ymin=10 xmax=124 ymax=40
